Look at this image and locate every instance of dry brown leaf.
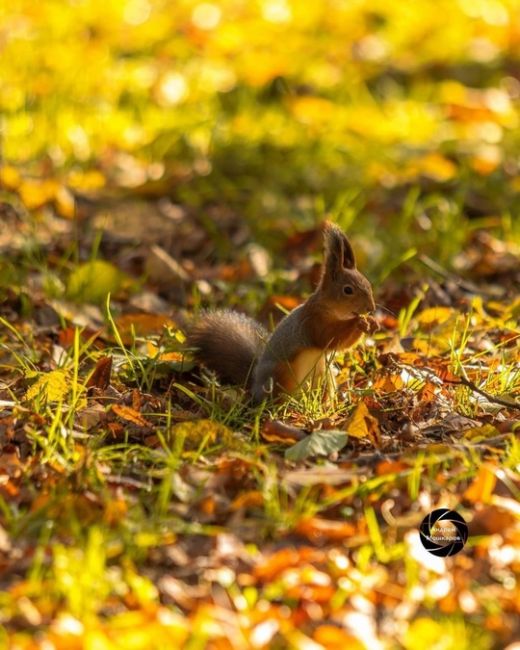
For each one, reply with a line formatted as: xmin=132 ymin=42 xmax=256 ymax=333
xmin=262 ymin=419 xmax=307 ymax=444
xmin=469 ymin=505 xmax=516 ymax=536
xmin=86 ymin=356 xmax=113 ymax=390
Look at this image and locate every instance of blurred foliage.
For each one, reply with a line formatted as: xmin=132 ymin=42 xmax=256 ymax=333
xmin=2 ymin=0 xmax=520 ymax=262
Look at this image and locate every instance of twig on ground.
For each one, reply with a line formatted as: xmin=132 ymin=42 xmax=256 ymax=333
xmin=443 ymin=375 xmax=520 ymax=411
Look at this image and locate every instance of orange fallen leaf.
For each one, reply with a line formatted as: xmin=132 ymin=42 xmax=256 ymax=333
xmin=231 ymin=490 xmax=264 ymax=511
xmin=112 ymin=313 xmax=177 ymax=345
xmin=295 ymin=516 xmax=357 ymax=542
xmin=199 ymin=495 xmax=217 ymax=516
xmin=373 ymin=373 xmax=405 ymax=393
xmin=464 ymin=464 xmax=497 ymax=504
xmin=104 ymin=498 xmax=128 ymax=525
xmin=254 ymin=548 xmax=326 ymax=582
xmin=112 ymin=404 xmax=152 ymax=428
xmin=376 ymin=460 xmax=409 ymax=476
xmin=313 ymin=625 xmax=365 ymax=650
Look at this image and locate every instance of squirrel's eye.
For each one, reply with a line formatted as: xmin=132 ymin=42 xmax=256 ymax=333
xmin=343 ymin=285 xmax=354 ymax=295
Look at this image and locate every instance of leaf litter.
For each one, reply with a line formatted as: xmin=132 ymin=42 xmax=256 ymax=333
xmin=1 ymin=1 xmax=520 ymax=647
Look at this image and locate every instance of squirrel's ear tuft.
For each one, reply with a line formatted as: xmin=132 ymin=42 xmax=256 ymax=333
xmin=323 ymin=222 xmax=356 ymax=276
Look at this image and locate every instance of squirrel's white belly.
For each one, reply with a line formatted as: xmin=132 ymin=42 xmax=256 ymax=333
xmin=291 ymin=347 xmax=327 ymax=387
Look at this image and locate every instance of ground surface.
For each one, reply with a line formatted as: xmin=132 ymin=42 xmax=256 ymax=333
xmin=1 ymin=1 xmax=520 ymax=648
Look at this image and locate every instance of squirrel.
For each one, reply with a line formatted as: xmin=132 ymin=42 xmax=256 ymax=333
xmin=187 ymin=222 xmax=377 ymax=403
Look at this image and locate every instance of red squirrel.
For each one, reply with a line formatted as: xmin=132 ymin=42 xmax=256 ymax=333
xmin=188 ymin=222 xmax=376 ymax=403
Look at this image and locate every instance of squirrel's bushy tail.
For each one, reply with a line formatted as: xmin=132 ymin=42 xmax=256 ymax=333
xmin=187 ymin=310 xmax=268 ymax=387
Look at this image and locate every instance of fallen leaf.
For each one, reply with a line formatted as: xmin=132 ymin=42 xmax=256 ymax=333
xmin=86 ymin=356 xmax=113 ymax=390
xmin=295 ymin=516 xmax=357 ymax=542
xmin=284 ymin=466 xmax=360 ymax=487
xmin=113 ymin=313 xmax=177 ymax=345
xmin=18 ymin=178 xmax=59 ymax=210
xmin=112 ymin=404 xmax=152 ymax=428
xmin=376 ymin=460 xmax=409 ymax=476
xmin=254 ymin=548 xmax=326 ymax=582
xmin=171 ymin=419 xmax=234 ymax=449
xmin=230 ymin=490 xmax=264 ymax=511
xmin=463 ymin=424 xmax=500 ymax=442
xmin=313 ymin=625 xmax=365 ymax=650
xmin=76 ymin=402 xmax=106 ymax=430
xmin=469 ymin=505 xmax=516 ymax=536
xmin=345 ymin=402 xmax=381 ymax=447
xmin=416 ymin=307 xmax=455 ymax=329
xmin=145 ymin=245 xmax=189 ymax=287
xmin=0 ymin=165 xmax=21 ymax=190
xmin=55 ymin=185 xmax=76 ymax=219
xmin=67 ymin=260 xmax=125 ymax=304
xmin=262 ymin=419 xmax=307 ymax=444
xmin=285 ymin=430 xmax=348 ymax=462
xmin=464 ymin=464 xmax=497 ymax=504
xmin=25 ymin=369 xmax=70 ymax=403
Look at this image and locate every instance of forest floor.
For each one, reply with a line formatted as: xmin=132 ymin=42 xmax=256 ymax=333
xmin=1 ymin=1 xmax=520 ymax=648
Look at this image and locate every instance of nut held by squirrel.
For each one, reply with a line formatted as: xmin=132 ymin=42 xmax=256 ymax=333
xmin=187 ymin=222 xmax=377 ymax=403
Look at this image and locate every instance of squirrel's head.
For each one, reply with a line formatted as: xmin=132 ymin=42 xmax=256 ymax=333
xmin=318 ymin=222 xmax=375 ymax=318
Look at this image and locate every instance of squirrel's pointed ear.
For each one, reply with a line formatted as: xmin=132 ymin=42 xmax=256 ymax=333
xmin=323 ymin=222 xmax=356 ymax=276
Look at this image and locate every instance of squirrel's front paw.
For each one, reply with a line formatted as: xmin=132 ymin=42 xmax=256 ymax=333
xmin=357 ymin=315 xmax=379 ymax=334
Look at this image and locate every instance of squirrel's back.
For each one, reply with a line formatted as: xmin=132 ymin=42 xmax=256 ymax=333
xmin=187 ymin=309 xmax=268 ymax=387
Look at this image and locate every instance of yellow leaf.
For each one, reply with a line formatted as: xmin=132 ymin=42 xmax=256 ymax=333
xmin=346 ymin=402 xmax=380 ymax=446
xmin=19 ymin=179 xmax=59 ymax=210
xmin=157 ymin=351 xmax=185 ymax=362
xmin=0 ymin=165 xmax=21 ymax=190
xmin=416 ymin=307 xmax=454 ymax=328
xmin=414 ymin=153 xmax=457 ymax=182
xmin=404 ymin=618 xmax=454 ymax=649
xmin=67 ymin=169 xmax=106 ymax=191
xmin=55 ymin=185 xmax=76 ymax=219
xmin=463 ymin=425 xmax=499 ymax=442
xmin=290 ymin=96 xmax=335 ymax=126
xmin=25 ymin=370 xmax=70 ymax=403
xmin=172 ymin=419 xmax=233 ymax=449
xmin=67 ymin=260 xmax=125 ymax=304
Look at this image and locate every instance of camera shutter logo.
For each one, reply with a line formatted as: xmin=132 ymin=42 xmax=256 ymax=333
xmin=419 ymin=508 xmax=468 ymax=557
